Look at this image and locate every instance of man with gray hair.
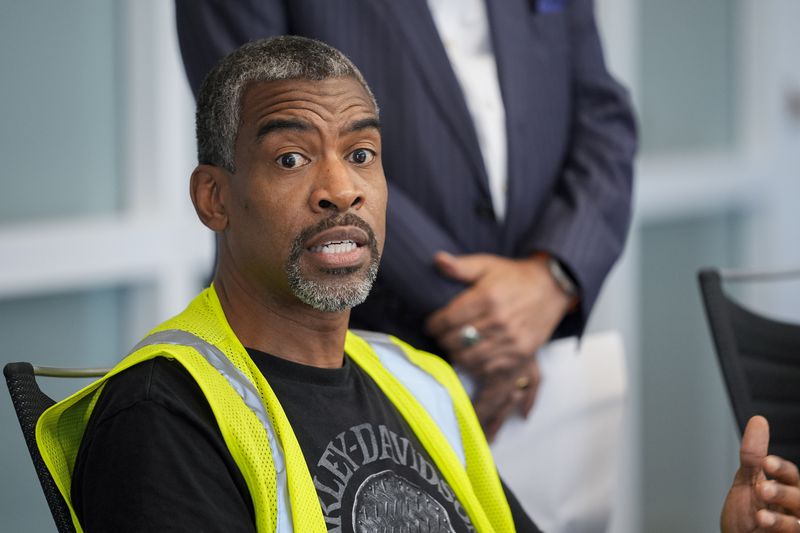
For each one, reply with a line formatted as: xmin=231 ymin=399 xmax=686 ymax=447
xmin=36 ymin=36 xmax=540 ymax=532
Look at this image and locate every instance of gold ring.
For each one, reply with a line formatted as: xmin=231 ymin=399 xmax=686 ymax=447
xmin=515 ymin=376 xmax=531 ymax=390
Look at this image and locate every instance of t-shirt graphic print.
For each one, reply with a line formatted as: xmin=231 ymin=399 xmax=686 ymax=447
xmin=249 ymin=349 xmax=474 ymax=533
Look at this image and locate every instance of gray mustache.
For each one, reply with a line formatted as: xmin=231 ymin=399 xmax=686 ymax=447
xmin=289 ymin=213 xmax=379 ymax=264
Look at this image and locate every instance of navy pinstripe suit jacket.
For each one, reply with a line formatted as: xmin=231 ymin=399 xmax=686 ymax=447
xmin=176 ymin=0 xmax=637 ymax=354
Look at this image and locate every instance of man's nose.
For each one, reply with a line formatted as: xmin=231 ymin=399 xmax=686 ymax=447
xmin=309 ymin=157 xmax=364 ymax=213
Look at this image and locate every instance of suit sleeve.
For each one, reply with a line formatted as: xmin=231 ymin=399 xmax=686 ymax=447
xmin=518 ymin=0 xmax=637 ymax=336
xmin=381 ymin=182 xmax=470 ymax=316
xmin=175 ymin=0 xmax=288 ymax=95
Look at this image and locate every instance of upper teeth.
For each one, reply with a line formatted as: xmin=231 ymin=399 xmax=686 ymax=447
xmin=310 ymin=240 xmax=357 ymax=254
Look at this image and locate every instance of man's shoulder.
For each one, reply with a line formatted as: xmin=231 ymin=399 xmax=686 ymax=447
xmin=89 ymin=357 xmax=209 ymax=427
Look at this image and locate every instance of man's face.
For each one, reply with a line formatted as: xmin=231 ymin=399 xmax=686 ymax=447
xmin=223 ymin=76 xmax=386 ymax=312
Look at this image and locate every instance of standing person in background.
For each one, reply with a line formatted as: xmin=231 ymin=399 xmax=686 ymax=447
xmin=176 ymin=0 xmax=637 ymax=439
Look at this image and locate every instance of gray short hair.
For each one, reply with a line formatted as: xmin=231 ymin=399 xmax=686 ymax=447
xmin=195 ymin=36 xmax=378 ymax=172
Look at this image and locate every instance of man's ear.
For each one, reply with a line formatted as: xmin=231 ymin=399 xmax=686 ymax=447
xmin=190 ymin=164 xmax=230 ymax=232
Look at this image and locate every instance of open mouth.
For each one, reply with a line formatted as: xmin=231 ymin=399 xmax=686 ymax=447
xmin=302 ymin=226 xmax=370 ymax=269
xmin=308 ymin=240 xmax=359 ymax=254
xmin=304 ymin=226 xmax=369 ymax=252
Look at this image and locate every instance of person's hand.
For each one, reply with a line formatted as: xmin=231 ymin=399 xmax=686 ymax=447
xmin=472 ymin=355 xmax=540 ymax=442
xmin=721 ymin=416 xmax=800 ymax=532
xmin=425 ymin=251 xmax=575 ymax=375
xmin=424 ymin=251 xmax=575 ymax=435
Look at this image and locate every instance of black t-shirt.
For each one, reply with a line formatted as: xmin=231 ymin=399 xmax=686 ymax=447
xmin=72 ymin=353 xmax=540 ymax=532
xmin=250 ymin=348 xmax=474 ymax=532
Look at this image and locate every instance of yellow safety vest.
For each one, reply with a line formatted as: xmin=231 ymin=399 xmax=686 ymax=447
xmin=36 ymin=285 xmax=515 ymax=532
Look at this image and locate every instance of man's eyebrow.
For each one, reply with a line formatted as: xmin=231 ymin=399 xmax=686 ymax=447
xmin=255 ymin=119 xmax=311 ymax=142
xmin=344 ymin=118 xmax=381 ymax=134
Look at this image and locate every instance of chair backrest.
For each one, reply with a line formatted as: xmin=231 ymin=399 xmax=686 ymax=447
xmin=4 ymin=362 xmax=109 ymax=533
xmin=698 ymin=268 xmax=800 ymax=464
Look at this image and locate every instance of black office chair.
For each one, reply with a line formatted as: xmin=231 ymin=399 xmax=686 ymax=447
xmin=4 ymin=362 xmax=109 ymax=533
xmin=698 ymin=268 xmax=800 ymax=464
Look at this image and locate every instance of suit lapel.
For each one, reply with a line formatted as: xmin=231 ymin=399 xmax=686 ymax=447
xmin=377 ymin=0 xmax=490 ymax=193
xmin=485 ymin=0 xmax=554 ymax=235
xmin=485 ymin=0 xmax=536 ymax=110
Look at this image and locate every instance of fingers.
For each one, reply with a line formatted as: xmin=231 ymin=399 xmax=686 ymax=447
xmin=433 ymin=252 xmax=490 ymax=285
xmin=436 ymin=315 xmax=504 ymax=356
xmin=755 ymin=508 xmax=800 ymax=531
xmin=427 ymin=254 xmax=564 ymax=353
xmin=427 ymin=254 xmax=518 ymax=339
xmin=432 ymin=307 xmax=540 ymax=371
xmin=758 ymin=455 xmax=800 ymax=519
xmin=517 ymin=358 xmax=541 ymax=418
xmin=483 ymin=348 xmax=529 ymax=374
xmin=739 ymin=416 xmax=771 ymax=483
xmin=425 ymin=288 xmax=485 ymax=338
xmin=765 ymin=455 xmax=800 ymax=488
xmin=721 ymin=417 xmax=800 ymax=533
xmin=449 ymin=340 xmax=522 ymax=374
xmin=432 ymin=309 xmax=532 ymax=374
xmin=758 ymin=479 xmax=800 ymax=517
xmin=448 ymin=337 xmax=529 ymax=377
xmin=475 ymin=386 xmax=523 ymax=443
xmin=456 ymin=350 xmax=520 ymax=375
xmin=518 ymin=384 xmax=537 ymax=418
xmin=472 ymin=357 xmax=540 ymax=440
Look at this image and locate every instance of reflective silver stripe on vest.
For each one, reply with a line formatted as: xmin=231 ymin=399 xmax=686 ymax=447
xmin=350 ymin=330 xmax=466 ymax=466
xmin=129 ymin=329 xmax=292 ymax=532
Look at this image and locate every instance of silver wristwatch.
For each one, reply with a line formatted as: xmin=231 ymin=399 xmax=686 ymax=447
xmin=547 ymin=257 xmax=579 ymax=299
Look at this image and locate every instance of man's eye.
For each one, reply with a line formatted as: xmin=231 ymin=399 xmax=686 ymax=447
xmin=276 ymin=152 xmax=309 ymax=169
xmin=348 ymin=148 xmax=375 ymax=165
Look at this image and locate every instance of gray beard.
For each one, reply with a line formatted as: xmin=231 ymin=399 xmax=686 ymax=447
xmin=286 ymin=259 xmax=379 ymax=313
xmin=284 ymin=213 xmax=381 ymax=313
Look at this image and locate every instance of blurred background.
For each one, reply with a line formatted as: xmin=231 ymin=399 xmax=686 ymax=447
xmin=1 ymin=1 xmax=799 ymax=531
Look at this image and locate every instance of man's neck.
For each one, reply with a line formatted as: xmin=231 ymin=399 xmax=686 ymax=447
xmin=213 ymin=275 xmax=349 ymax=369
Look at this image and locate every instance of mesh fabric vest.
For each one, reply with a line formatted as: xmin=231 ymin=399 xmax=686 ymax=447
xmin=36 ymin=286 xmax=515 ymax=532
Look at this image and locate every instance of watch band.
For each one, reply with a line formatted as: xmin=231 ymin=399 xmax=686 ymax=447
xmin=547 ymin=257 xmax=579 ymax=299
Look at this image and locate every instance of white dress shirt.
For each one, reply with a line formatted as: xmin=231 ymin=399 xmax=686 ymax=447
xmin=427 ymin=0 xmax=509 ymax=221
